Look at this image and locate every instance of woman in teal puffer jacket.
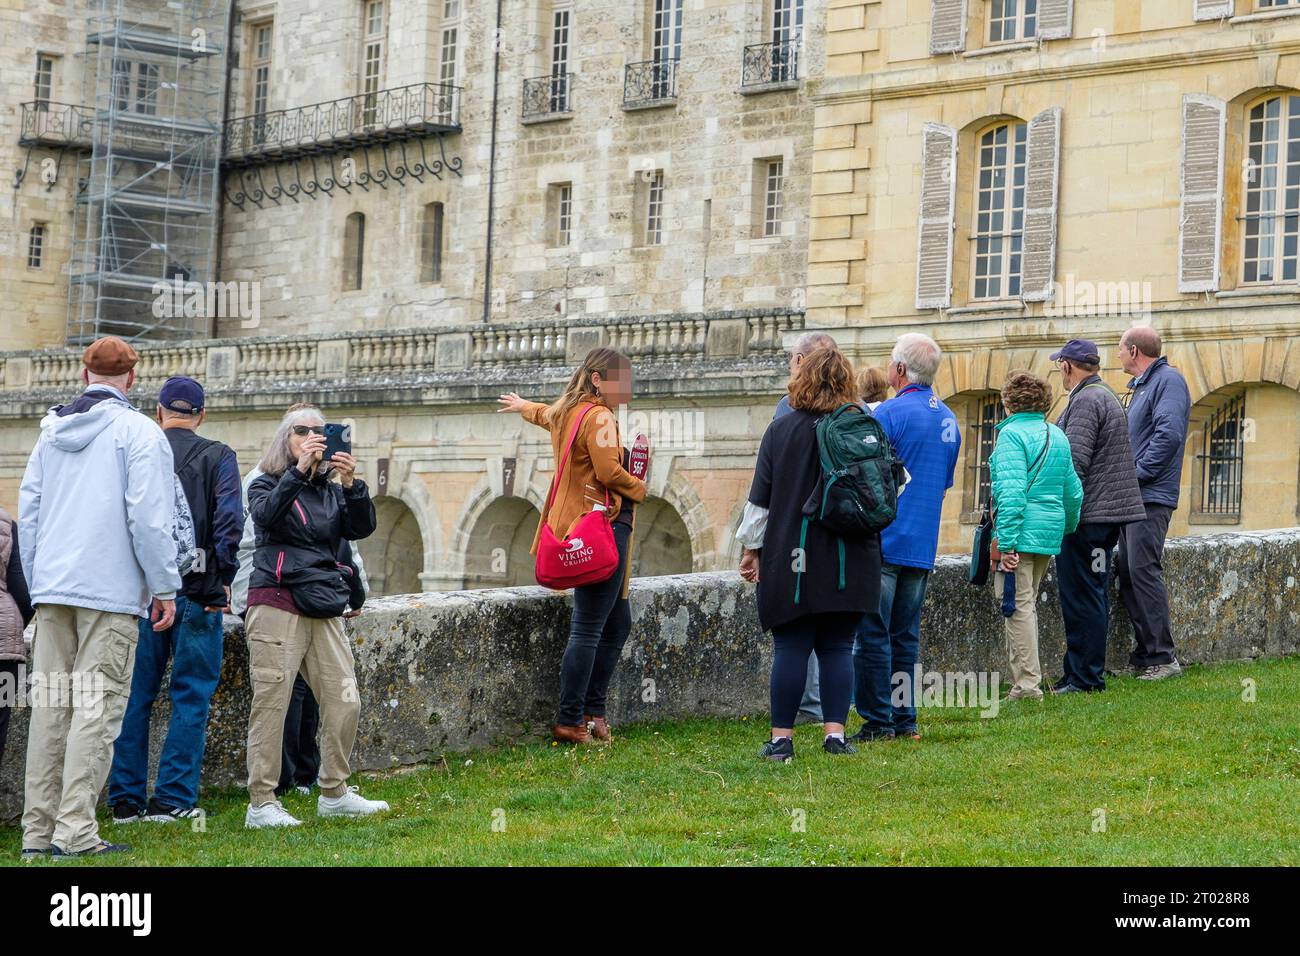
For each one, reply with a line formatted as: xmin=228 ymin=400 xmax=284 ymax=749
xmin=990 ymin=371 xmax=1083 ymax=701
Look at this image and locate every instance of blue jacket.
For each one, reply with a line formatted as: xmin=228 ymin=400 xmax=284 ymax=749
xmin=990 ymin=412 xmax=1083 ymax=556
xmin=1124 ymin=357 xmax=1191 ymax=509
xmin=873 ymin=385 xmax=960 ymax=570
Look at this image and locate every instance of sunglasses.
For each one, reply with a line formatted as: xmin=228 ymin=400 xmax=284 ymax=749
xmin=291 ymin=425 xmax=326 ymax=437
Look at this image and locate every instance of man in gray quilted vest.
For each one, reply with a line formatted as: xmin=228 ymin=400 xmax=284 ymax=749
xmin=1050 ymin=340 xmax=1146 ymax=693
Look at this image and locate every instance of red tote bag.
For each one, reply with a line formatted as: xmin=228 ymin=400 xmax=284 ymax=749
xmin=534 ymin=404 xmax=620 ymax=590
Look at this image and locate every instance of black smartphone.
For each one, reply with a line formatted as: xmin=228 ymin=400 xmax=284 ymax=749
xmin=322 ymin=422 xmax=352 ymax=461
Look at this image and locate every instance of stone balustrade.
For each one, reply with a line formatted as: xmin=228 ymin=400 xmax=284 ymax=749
xmin=0 ymin=310 xmax=803 ymax=401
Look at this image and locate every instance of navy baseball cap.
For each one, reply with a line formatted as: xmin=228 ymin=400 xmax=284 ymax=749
xmin=1049 ymin=339 xmax=1101 ymax=364
xmin=159 ymin=375 xmax=205 ymax=413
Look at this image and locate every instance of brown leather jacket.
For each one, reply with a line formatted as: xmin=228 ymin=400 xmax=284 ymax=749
xmin=523 ymin=399 xmax=647 ymax=595
xmin=0 ymin=509 xmax=26 ymax=662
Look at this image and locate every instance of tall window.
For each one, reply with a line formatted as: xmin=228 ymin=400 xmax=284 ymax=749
xmin=360 ymin=1 xmax=386 ymax=124
xmin=250 ymin=21 xmax=273 ymax=116
xmin=763 ymin=159 xmax=784 ymax=237
xmin=33 ymin=55 xmax=54 ymax=109
xmin=964 ymin=394 xmax=1005 ymax=514
xmin=112 ymin=58 xmax=156 ymax=114
xmin=989 ymin=0 xmax=1037 ymax=44
xmin=646 ymin=171 xmax=665 ymax=245
xmin=1197 ymin=394 xmax=1246 ymax=518
xmin=421 ymin=202 xmax=445 ymax=283
xmin=972 ymin=121 xmax=1027 ymax=299
xmin=1243 ymin=94 xmax=1300 ymax=284
xmin=549 ymin=183 xmax=573 ymax=247
xmin=652 ymin=0 xmax=684 ymax=63
xmin=550 ymin=8 xmax=571 ymax=111
xmin=437 ymin=1 xmax=460 ymax=122
xmin=27 ymin=223 xmax=46 ymax=269
xmin=343 ymin=213 xmax=365 ymax=290
xmin=770 ymin=0 xmax=803 ymax=82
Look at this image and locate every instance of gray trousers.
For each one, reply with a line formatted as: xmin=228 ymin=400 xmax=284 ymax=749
xmin=797 ymin=655 xmax=822 ymax=721
xmin=1115 ymin=503 xmax=1177 ymax=668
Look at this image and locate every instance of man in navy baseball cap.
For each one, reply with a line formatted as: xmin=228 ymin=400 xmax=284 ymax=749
xmin=1049 ymin=339 xmax=1101 ymax=365
xmin=158 ymin=376 xmax=205 ymax=416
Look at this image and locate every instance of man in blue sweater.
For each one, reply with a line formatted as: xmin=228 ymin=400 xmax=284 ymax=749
xmin=851 ymin=333 xmax=959 ymax=741
xmin=1116 ymin=326 xmax=1191 ymax=681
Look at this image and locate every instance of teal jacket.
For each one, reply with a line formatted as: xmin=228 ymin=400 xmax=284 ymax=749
xmin=990 ymin=411 xmax=1083 ymax=556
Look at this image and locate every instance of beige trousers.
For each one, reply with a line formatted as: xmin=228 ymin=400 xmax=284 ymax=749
xmin=993 ymin=553 xmax=1051 ymax=698
xmin=244 ymin=605 xmax=360 ymax=806
xmin=23 ymin=604 xmax=139 ymax=853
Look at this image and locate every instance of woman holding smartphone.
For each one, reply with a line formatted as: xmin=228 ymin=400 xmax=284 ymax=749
xmin=243 ymin=404 xmax=384 ymax=828
xmin=498 ymin=347 xmax=647 ymax=745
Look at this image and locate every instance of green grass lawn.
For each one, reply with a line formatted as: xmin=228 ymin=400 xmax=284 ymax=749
xmin=5 ymin=655 xmax=1299 ymax=866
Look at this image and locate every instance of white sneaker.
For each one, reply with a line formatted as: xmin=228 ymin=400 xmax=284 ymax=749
xmin=245 ymin=800 xmax=303 ymax=829
xmin=317 ymin=786 xmax=390 ymax=818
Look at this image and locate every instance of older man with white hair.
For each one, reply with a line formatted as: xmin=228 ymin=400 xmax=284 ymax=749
xmin=851 ymin=332 xmax=959 ymax=743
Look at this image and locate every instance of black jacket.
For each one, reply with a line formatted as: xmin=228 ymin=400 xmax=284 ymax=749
xmin=168 ymin=429 xmax=244 ymax=606
xmin=1055 ymin=375 xmax=1147 ymax=526
xmin=748 ymin=408 xmax=881 ymax=631
xmin=248 ymin=467 xmax=377 ymax=603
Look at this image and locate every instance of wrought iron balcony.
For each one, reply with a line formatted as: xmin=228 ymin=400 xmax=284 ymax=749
xmin=741 ymin=40 xmax=800 ymax=89
xmin=623 ymin=59 xmax=678 ymax=109
xmin=18 ymin=102 xmax=94 ymax=148
xmin=522 ymin=72 xmax=573 ymax=120
xmin=223 ymin=82 xmax=462 ymax=167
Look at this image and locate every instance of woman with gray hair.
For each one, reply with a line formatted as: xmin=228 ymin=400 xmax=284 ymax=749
xmin=242 ymin=404 xmax=383 ymax=828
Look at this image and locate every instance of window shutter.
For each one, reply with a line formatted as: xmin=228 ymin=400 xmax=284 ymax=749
xmin=1178 ymin=93 xmax=1226 ymax=293
xmin=1038 ymin=0 xmax=1074 ymax=40
xmin=916 ymin=122 xmax=957 ymax=310
xmin=929 ymin=0 xmax=968 ymax=54
xmin=1193 ymin=0 xmax=1232 ymax=22
xmin=1020 ymin=107 xmax=1062 ymax=302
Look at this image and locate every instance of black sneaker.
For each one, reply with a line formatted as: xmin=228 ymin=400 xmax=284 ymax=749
xmin=823 ymin=736 xmax=858 ymax=756
xmin=143 ymin=798 xmax=204 ymax=823
xmin=20 ymin=847 xmax=52 ymax=862
xmin=52 ymin=841 xmax=131 ymax=858
xmin=849 ymin=725 xmax=895 ymax=744
xmin=758 ymin=737 xmax=795 ymax=763
xmin=110 ymin=802 xmax=144 ymax=825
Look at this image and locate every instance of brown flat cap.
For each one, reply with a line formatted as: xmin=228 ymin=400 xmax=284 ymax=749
xmin=82 ymin=336 xmax=139 ymax=376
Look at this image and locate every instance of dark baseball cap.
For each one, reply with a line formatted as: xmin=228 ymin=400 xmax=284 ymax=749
xmin=1049 ymin=339 xmax=1101 ymax=364
xmin=158 ymin=375 xmax=205 ymax=413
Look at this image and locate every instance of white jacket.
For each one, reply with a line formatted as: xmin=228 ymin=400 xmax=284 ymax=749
xmin=19 ymin=385 xmax=181 ymax=617
xmin=229 ymin=465 xmax=369 ymax=615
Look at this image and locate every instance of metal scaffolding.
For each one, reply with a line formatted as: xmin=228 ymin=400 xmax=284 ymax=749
xmin=67 ymin=0 xmax=230 ymax=345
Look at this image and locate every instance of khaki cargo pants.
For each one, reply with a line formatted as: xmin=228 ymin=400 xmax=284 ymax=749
xmin=244 ymin=605 xmax=360 ymax=806
xmin=992 ymin=553 xmax=1052 ymax=698
xmin=23 ymin=604 xmax=139 ymax=853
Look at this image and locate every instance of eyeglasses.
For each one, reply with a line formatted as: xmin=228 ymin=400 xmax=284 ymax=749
xmin=291 ymin=425 xmax=325 ymax=436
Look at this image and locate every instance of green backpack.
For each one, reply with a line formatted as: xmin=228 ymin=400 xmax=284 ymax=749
xmin=795 ymin=404 xmax=904 ymax=603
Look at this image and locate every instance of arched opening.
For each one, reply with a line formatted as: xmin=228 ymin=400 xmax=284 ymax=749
xmin=355 ymin=497 xmax=424 ymax=598
xmin=463 ymin=497 xmax=541 ymax=589
xmin=629 ymin=496 xmax=693 ymax=577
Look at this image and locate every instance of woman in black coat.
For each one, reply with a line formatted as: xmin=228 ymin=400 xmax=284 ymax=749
xmin=242 ymin=406 xmax=384 ymax=829
xmin=737 ymin=348 xmax=881 ymax=761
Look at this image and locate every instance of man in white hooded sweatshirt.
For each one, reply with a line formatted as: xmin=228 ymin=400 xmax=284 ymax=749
xmin=18 ymin=336 xmax=181 ymax=859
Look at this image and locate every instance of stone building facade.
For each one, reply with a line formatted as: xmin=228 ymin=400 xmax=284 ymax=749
xmin=1 ymin=0 xmax=823 ymax=593
xmin=809 ymin=0 xmax=1300 ymax=552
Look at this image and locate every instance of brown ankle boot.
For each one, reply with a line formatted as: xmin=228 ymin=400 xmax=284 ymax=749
xmin=552 ymin=723 xmax=592 ymax=745
xmin=585 ymin=715 xmax=612 ymax=743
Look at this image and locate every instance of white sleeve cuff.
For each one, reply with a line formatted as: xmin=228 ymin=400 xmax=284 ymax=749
xmin=735 ymin=501 xmax=769 ymax=550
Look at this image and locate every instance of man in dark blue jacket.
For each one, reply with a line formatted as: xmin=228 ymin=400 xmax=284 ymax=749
xmin=1116 ymin=327 xmax=1191 ymax=681
xmin=108 ymin=376 xmax=243 ymax=823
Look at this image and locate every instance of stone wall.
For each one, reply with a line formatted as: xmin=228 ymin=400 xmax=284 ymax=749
xmin=3 ymin=527 xmax=1298 ymax=823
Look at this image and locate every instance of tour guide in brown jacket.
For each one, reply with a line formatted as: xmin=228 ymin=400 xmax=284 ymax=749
xmin=501 ymin=345 xmax=647 ymax=745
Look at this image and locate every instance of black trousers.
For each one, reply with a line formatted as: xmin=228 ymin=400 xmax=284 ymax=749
xmin=276 ymin=674 xmax=320 ymax=795
xmin=770 ymin=612 xmax=859 ymax=729
xmin=0 ymin=660 xmax=18 ymax=772
xmin=1115 ymin=503 xmax=1177 ymax=668
xmin=1056 ymin=522 xmax=1121 ymax=690
xmin=556 ymin=522 xmax=632 ymax=726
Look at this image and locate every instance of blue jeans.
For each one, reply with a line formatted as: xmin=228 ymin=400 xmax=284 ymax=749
xmin=108 ymin=596 xmax=224 ymax=810
xmin=852 ymin=563 xmax=930 ymax=733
